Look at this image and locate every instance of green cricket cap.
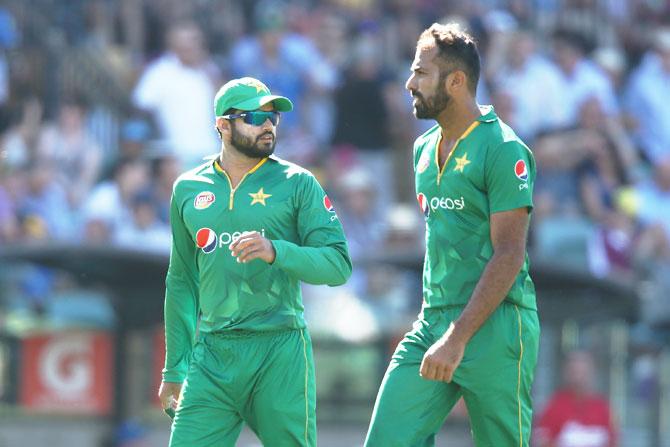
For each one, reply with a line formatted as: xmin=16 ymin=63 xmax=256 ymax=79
xmin=214 ymin=77 xmax=293 ymax=116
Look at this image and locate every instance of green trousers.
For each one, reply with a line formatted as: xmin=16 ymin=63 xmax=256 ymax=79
xmin=365 ymin=302 xmax=540 ymax=447
xmin=169 ymin=328 xmax=316 ymax=447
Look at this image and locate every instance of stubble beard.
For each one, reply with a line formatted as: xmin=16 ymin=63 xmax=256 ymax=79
xmin=413 ymin=72 xmax=452 ymax=119
xmin=230 ymin=123 xmax=276 ymax=158
xmin=414 ymin=88 xmax=452 ymax=119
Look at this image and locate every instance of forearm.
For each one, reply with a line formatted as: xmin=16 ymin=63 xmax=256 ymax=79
xmin=163 ymin=275 xmax=198 ymax=382
xmin=450 ymin=249 xmax=525 ymax=343
xmin=271 ymin=239 xmax=352 ymax=286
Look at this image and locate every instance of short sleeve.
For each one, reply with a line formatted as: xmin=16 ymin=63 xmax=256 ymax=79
xmin=485 ymin=141 xmax=535 ymax=214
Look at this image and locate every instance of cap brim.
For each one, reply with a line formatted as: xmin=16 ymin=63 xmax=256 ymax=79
xmin=233 ymin=95 xmax=293 ymax=112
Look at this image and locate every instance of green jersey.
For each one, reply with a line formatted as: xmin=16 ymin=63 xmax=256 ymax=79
xmin=414 ymin=106 xmax=536 ymax=310
xmin=163 ymin=155 xmax=352 ymax=382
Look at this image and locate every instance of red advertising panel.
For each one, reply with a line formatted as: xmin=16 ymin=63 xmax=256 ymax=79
xmin=20 ymin=332 xmax=113 ymax=415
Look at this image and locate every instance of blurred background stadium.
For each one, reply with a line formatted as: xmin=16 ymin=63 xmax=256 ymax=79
xmin=0 ymin=0 xmax=668 ymax=446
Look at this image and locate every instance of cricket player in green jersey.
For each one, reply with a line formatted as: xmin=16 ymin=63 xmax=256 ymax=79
xmin=158 ymin=77 xmax=352 ymax=446
xmin=365 ymin=23 xmax=539 ymax=447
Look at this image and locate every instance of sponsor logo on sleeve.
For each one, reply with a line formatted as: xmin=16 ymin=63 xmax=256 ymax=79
xmin=323 ymin=195 xmax=339 ymax=221
xmin=515 ymin=160 xmax=528 ymax=181
xmin=323 ymin=195 xmax=334 ymax=212
xmin=515 ymin=159 xmax=529 ymax=190
xmin=194 ymin=191 xmax=215 ymax=210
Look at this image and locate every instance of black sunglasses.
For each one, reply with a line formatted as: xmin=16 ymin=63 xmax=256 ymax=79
xmin=221 ymin=111 xmax=280 ymax=126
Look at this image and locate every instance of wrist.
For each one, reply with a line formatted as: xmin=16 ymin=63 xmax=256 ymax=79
xmin=448 ymin=320 xmax=472 ymax=345
xmin=268 ymin=240 xmax=280 ymax=265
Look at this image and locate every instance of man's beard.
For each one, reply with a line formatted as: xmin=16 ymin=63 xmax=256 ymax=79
xmin=230 ymin=124 xmax=276 ymax=158
xmin=413 ymin=75 xmax=452 ymax=119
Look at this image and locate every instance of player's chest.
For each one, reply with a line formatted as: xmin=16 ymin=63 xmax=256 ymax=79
xmin=415 ymin=144 xmax=486 ymax=218
xmin=183 ymin=181 xmax=294 ymax=237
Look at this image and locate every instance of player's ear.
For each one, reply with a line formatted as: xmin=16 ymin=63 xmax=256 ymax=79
xmin=216 ymin=116 xmax=230 ymax=137
xmin=447 ymin=70 xmax=467 ymax=95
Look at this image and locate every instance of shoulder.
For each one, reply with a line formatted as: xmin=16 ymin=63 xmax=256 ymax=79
xmin=173 ymin=157 xmax=218 ymax=195
xmin=482 ymin=117 xmax=533 ymax=157
xmin=413 ymin=124 xmax=440 ymax=161
xmin=414 ymin=124 xmax=440 ymax=149
xmin=268 ymin=155 xmax=317 ymax=183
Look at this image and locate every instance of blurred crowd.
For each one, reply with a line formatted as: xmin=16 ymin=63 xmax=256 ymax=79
xmin=0 ymin=0 xmax=669 ymax=329
xmin=0 ymin=1 xmax=669 ymax=444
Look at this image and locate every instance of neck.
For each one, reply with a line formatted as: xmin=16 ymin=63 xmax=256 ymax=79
xmin=435 ymin=99 xmax=481 ymax=140
xmin=218 ymin=145 xmax=265 ymax=181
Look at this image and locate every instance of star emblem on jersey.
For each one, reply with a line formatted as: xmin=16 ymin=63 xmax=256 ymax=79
xmin=454 ymin=153 xmax=471 ymax=172
xmin=249 ymin=188 xmax=272 ymax=206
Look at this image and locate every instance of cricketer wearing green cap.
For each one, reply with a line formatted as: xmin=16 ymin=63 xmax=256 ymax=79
xmin=159 ymin=77 xmax=352 ymax=446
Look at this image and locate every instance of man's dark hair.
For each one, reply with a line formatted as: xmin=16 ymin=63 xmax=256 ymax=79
xmin=418 ymin=23 xmax=480 ymax=94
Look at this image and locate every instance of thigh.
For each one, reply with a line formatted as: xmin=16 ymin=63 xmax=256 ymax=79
xmin=365 ymin=322 xmax=462 ymax=447
xmin=244 ymin=329 xmax=316 ymax=447
xmin=458 ymin=304 xmax=540 ymax=447
xmin=169 ymin=341 xmax=244 ymax=447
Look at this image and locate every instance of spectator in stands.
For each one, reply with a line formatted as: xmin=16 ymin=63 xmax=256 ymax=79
xmin=229 ymin=0 xmax=337 ymax=143
xmin=493 ymin=28 xmax=568 ymax=141
xmin=624 ymin=27 xmax=670 ymax=163
xmin=81 ymin=158 xmax=149 ymax=244
xmin=534 ymin=96 xmax=636 ymax=221
xmin=2 ymin=97 xmax=43 ymax=170
xmin=0 ymin=5 xmax=18 ymax=109
xmin=335 ymin=166 xmax=387 ymax=261
xmin=132 ymin=21 xmax=220 ymax=166
xmin=552 ymin=29 xmax=618 ymax=126
xmin=149 ymin=153 xmax=181 ymax=224
xmin=0 ymin=166 xmax=19 ymax=243
xmin=118 ymin=116 xmax=153 ymax=160
xmin=622 ymin=156 xmax=670 ymax=260
xmin=332 ymin=32 xmax=395 ymax=201
xmin=535 ymin=350 xmax=617 ymax=447
xmin=17 ymin=163 xmax=73 ymax=241
xmin=37 ymin=94 xmax=103 ymax=210
xmin=115 ymin=190 xmax=170 ymax=253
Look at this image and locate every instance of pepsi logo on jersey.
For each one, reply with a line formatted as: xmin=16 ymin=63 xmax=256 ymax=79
xmin=515 ymin=160 xmax=528 ymax=181
xmin=196 ymin=228 xmax=266 ymax=254
xmin=417 ymin=193 xmax=465 ymax=217
xmin=417 ymin=193 xmax=430 ymax=217
xmin=323 ymin=195 xmax=335 ymax=212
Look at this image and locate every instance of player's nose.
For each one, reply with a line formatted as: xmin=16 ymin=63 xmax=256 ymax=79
xmin=405 ymin=73 xmax=416 ymax=91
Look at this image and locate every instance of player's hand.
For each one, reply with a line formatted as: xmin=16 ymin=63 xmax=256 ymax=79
xmin=419 ymin=323 xmax=466 ymax=382
xmin=229 ymin=231 xmax=276 ymax=264
xmin=158 ymin=381 xmax=182 ymax=416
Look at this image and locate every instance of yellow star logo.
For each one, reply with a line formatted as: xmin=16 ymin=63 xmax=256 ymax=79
xmin=454 ymin=153 xmax=471 ymax=172
xmin=247 ymin=79 xmax=266 ymax=93
xmin=249 ymin=188 xmax=272 ymax=206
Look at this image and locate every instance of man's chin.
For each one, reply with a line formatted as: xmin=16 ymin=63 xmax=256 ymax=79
xmin=412 ymin=104 xmax=429 ymax=119
xmin=255 ymin=146 xmax=275 ymax=158
xmin=414 ymin=110 xmax=433 ymax=120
